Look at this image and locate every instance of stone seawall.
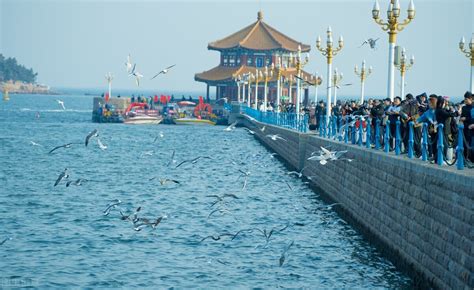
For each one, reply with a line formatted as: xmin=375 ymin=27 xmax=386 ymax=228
xmin=238 ymin=115 xmax=473 ymax=290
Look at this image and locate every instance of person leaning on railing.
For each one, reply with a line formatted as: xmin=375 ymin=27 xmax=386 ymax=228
xmin=460 ymin=91 xmax=474 ymax=162
xmin=400 ymin=94 xmax=422 ymax=156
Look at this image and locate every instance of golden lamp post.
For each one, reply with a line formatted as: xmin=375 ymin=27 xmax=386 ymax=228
xmin=234 ymin=74 xmax=242 ymax=103
xmin=246 ymin=72 xmax=254 ymax=107
xmin=274 ymin=56 xmax=284 ymax=112
xmin=395 ymin=48 xmax=414 ymax=99
xmin=331 ymin=68 xmax=344 ymax=106
xmin=372 ymin=0 xmax=415 ymax=101
xmin=288 ymin=45 xmax=309 ymax=114
xmin=311 ymin=73 xmax=323 ymax=105
xmin=459 ymin=33 xmax=474 ymax=92
xmin=262 ymin=65 xmax=274 ymax=112
xmin=254 ymin=69 xmax=265 ymax=109
xmin=354 ymin=60 xmax=373 ymax=104
xmin=316 ymin=26 xmax=343 ymax=123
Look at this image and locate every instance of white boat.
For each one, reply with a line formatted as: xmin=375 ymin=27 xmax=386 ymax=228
xmin=124 ymin=115 xmax=163 ymax=125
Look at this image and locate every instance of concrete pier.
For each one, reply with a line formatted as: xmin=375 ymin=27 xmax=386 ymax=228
xmin=237 ymin=114 xmax=473 ymax=290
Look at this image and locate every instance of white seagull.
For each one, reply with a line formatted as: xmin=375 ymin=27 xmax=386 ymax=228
xmin=30 ymin=141 xmax=43 ymax=147
xmin=56 ymin=99 xmax=66 ymax=110
xmin=54 ymin=168 xmax=69 ymax=187
xmin=129 ymin=64 xmax=144 ymax=86
xmin=266 ymin=134 xmax=287 ymax=142
xmin=97 ymin=138 xmax=107 ymax=150
xmin=125 ymin=54 xmax=133 ymax=73
xmin=150 ymin=64 xmax=176 ymax=80
xmin=224 ymin=121 xmax=238 ymax=132
xmin=359 ymin=38 xmax=379 ymax=50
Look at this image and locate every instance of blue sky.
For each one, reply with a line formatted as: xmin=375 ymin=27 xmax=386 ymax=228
xmin=1 ymin=0 xmax=473 ymax=98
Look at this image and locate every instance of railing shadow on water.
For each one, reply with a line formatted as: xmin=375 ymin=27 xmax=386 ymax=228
xmin=240 ymin=104 xmax=470 ymax=171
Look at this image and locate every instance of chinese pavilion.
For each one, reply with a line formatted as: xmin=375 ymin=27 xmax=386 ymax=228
xmin=195 ymin=11 xmax=315 ymax=105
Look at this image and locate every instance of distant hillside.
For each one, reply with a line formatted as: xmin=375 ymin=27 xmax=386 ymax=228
xmin=0 ymin=54 xmax=37 ymax=83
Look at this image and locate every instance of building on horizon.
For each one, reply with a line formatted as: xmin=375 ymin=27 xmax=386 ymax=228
xmin=195 ymin=11 xmax=314 ymax=105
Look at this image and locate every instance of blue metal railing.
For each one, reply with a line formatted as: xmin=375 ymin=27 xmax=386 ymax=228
xmin=243 ymin=106 xmax=308 ymax=133
xmin=240 ymin=103 xmax=469 ymax=170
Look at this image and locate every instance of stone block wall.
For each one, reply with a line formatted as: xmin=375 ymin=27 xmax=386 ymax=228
xmin=239 ymin=115 xmax=474 ymax=290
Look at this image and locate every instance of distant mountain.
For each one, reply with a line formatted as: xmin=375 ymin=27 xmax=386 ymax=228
xmin=0 ymin=54 xmax=37 ymax=83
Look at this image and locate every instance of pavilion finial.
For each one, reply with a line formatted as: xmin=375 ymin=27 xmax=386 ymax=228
xmin=257 ymin=10 xmax=263 ymax=21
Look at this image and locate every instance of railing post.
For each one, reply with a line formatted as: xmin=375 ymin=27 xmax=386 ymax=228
xmin=408 ymin=121 xmax=414 ymax=159
xmin=422 ymin=123 xmax=428 ymax=161
xmin=395 ymin=120 xmax=401 ymax=155
xmin=338 ymin=117 xmax=344 ymax=142
xmin=351 ymin=122 xmax=356 ymax=145
xmin=456 ymin=124 xmax=465 ymax=170
xmin=358 ymin=119 xmax=363 ymax=146
xmin=366 ymin=118 xmax=371 ymax=149
xmin=375 ymin=119 xmax=380 ymax=150
xmin=344 ymin=120 xmax=349 ymax=143
xmin=319 ymin=115 xmax=323 ymax=137
xmin=437 ymin=123 xmax=444 ymax=166
xmin=332 ymin=116 xmax=337 ymax=138
xmin=304 ymin=114 xmax=309 ymax=133
xmin=384 ymin=120 xmax=390 ymax=153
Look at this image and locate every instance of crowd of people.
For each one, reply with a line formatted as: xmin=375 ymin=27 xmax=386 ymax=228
xmin=249 ymin=91 xmax=474 ymax=165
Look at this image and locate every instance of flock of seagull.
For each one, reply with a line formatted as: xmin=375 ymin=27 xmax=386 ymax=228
xmin=125 ymin=54 xmax=175 ymax=87
xmin=2 ymin=110 xmax=355 ymax=270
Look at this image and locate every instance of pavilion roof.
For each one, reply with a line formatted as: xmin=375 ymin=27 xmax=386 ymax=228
xmin=208 ymin=11 xmax=310 ymax=52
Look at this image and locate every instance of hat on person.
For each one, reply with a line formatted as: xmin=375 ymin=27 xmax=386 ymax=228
xmin=464 ymin=91 xmax=472 ymax=99
xmin=429 ymin=94 xmax=438 ymax=99
xmin=443 ymin=95 xmax=450 ymax=101
xmin=384 ymin=98 xmax=391 ymax=102
xmin=406 ymin=93 xmax=414 ymax=100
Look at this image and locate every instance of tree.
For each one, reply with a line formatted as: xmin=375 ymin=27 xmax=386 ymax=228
xmin=0 ymin=54 xmax=37 ymax=83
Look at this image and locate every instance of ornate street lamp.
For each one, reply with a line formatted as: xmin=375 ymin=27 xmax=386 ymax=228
xmin=262 ymin=65 xmax=274 ymax=111
xmin=372 ymin=0 xmax=415 ymax=101
xmin=354 ymin=60 xmax=373 ymax=104
xmin=275 ymin=56 xmax=284 ymax=112
xmin=105 ymin=72 xmax=113 ymax=101
xmin=288 ymin=45 xmax=309 ymax=114
xmin=332 ymin=68 xmax=343 ymax=106
xmin=395 ymin=48 xmax=414 ymax=99
xmin=459 ymin=33 xmax=474 ymax=92
xmin=316 ymin=26 xmax=344 ymax=123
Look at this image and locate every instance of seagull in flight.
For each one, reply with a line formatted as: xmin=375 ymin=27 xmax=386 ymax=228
xmin=175 ymin=156 xmax=212 ymax=168
xmin=153 ymin=131 xmax=164 ymax=143
xmin=224 ymin=121 xmax=238 ymax=132
xmin=134 ymin=215 xmax=167 ymax=231
xmin=103 ymin=199 xmax=122 ymax=216
xmin=266 ymin=134 xmax=287 ymax=142
xmin=294 ymin=75 xmax=320 ymax=86
xmin=97 ymin=138 xmax=107 ymax=150
xmin=85 ymin=129 xmax=99 ymax=147
xmin=287 ymin=166 xmax=308 ymax=178
xmin=48 ymin=143 xmax=79 ymax=154
xmin=30 ymin=141 xmax=43 ymax=147
xmin=66 ymin=178 xmax=88 ymax=187
xmin=0 ymin=237 xmax=12 ymax=246
xmin=55 ymin=99 xmax=66 ymax=110
xmin=359 ymin=38 xmax=379 ymax=50
xmin=129 ymin=64 xmax=144 ymax=86
xmin=54 ymin=168 xmax=69 ymax=187
xmin=125 ymin=54 xmax=133 ymax=73
xmin=328 ymin=83 xmax=353 ymax=90
xmin=166 ymin=150 xmax=176 ymax=167
xmin=279 ymin=240 xmax=294 ymax=267
xmin=244 ymin=128 xmax=255 ymax=135
xmin=150 ymin=65 xmax=176 ymax=80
